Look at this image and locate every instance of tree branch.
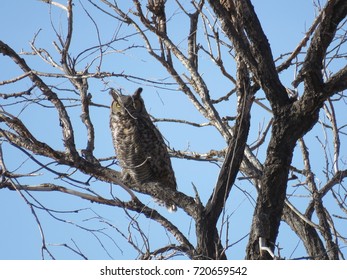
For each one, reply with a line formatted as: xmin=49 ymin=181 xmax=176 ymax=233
xmin=207 ymin=0 xmax=290 ymax=112
xmin=324 ymin=65 xmax=347 ymax=95
xmin=293 ymin=0 xmax=347 ymax=91
xmin=282 ymin=203 xmax=329 ymax=260
xmin=0 ymin=40 xmax=79 ymax=160
xmin=205 ymin=56 xmax=253 ymax=224
xmin=1 ymin=181 xmax=195 ymax=258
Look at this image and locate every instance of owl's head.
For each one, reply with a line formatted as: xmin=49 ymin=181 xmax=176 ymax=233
xmin=110 ymin=88 xmax=145 ymax=117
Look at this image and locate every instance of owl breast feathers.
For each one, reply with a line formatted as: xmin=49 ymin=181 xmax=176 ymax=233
xmin=110 ymin=87 xmax=177 ymax=212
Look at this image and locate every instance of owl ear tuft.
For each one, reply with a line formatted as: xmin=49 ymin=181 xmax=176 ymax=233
xmin=109 ymin=88 xmax=119 ymax=101
xmin=133 ymin=87 xmax=143 ymax=98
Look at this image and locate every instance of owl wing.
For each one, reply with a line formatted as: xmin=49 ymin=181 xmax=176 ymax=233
xmin=134 ymin=115 xmax=177 ymax=190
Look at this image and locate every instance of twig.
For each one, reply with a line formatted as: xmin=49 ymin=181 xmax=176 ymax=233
xmin=39 ymin=0 xmax=68 ymax=11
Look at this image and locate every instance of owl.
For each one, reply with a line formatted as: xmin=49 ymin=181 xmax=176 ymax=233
xmin=110 ymin=87 xmax=177 ymax=212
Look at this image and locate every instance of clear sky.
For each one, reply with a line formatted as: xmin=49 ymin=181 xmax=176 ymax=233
xmin=1 ymin=0 xmax=345 ymax=260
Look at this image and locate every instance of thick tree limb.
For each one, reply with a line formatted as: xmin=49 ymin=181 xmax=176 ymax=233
xmin=282 ymin=203 xmax=329 ymax=260
xmin=208 ymin=0 xmax=290 ymax=112
xmin=293 ymin=0 xmax=347 ymax=89
xmin=205 ymin=57 xmax=253 ymax=224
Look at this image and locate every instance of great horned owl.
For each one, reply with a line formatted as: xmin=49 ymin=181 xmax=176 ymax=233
xmin=110 ymin=87 xmax=177 ymax=212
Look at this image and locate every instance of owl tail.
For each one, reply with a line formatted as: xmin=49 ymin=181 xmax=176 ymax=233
xmin=154 ymin=198 xmax=177 ymax=212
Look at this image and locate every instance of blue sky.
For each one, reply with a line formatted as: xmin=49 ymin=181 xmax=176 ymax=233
xmin=1 ymin=0 xmax=346 ymax=260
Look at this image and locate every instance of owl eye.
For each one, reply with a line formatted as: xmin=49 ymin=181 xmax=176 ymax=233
xmin=112 ymin=101 xmax=121 ymax=112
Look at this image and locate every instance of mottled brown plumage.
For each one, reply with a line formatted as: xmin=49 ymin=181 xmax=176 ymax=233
xmin=110 ymin=87 xmax=177 ymax=211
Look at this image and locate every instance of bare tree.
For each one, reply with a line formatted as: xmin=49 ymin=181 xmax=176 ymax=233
xmin=0 ymin=0 xmax=346 ymax=260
